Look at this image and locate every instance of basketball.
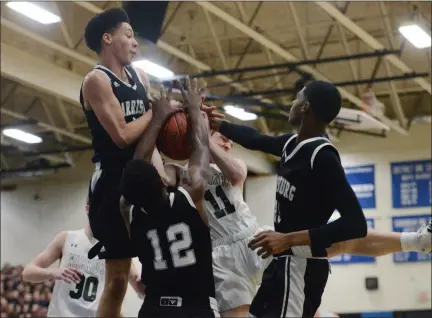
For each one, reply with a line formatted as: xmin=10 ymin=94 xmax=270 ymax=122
xmin=157 ymin=111 xmax=192 ymax=161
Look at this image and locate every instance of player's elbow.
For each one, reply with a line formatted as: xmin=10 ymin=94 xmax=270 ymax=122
xmin=230 ymin=170 xmax=246 ymax=186
xmin=112 ymin=129 xmax=131 ymax=149
xmin=350 ymin=215 xmax=368 ymax=239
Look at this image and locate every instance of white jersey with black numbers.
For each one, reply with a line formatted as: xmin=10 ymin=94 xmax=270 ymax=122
xmin=47 ymin=229 xmax=105 ymax=317
xmin=204 ymin=164 xmax=258 ymax=241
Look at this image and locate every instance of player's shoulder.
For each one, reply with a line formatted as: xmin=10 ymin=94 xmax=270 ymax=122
xmin=82 ymin=68 xmax=111 ymax=89
xmin=173 ymin=187 xmax=197 ymax=210
xmin=311 ymin=142 xmax=341 ymax=170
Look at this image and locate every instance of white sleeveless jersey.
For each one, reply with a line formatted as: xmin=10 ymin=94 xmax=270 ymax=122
xmin=47 ymin=229 xmax=105 ymax=317
xmin=204 ymin=164 xmax=258 ymax=240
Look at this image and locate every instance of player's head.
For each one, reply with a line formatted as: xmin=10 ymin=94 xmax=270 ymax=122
xmin=210 ymin=130 xmax=233 ymax=152
xmin=120 ymin=159 xmax=167 ymax=211
xmin=288 ymin=80 xmax=342 ymax=127
xmin=84 ymin=8 xmax=138 ymax=65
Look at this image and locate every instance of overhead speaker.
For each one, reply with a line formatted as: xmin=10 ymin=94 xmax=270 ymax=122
xmin=123 ymin=1 xmax=169 ymax=44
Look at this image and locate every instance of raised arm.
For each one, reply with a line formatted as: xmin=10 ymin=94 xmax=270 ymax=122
xmin=209 ymin=138 xmax=247 ymax=187
xmin=22 ymin=232 xmax=81 ymax=283
xmin=211 ymin=119 xmax=293 ymax=157
xmin=178 ymin=79 xmax=211 ymax=223
xmin=82 ymin=70 xmax=153 ymax=148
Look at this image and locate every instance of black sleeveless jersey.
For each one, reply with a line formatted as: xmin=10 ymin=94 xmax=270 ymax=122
xmin=274 ymin=134 xmax=340 ymax=240
xmin=130 ymin=187 xmax=216 ymax=299
xmin=80 ymin=65 xmax=149 ymax=168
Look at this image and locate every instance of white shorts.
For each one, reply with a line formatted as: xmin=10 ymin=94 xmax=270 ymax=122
xmin=212 ymin=225 xmax=273 ymax=312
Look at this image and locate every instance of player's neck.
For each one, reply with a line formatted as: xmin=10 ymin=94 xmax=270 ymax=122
xmin=297 ymin=121 xmax=326 ymax=143
xmin=98 ymin=53 xmax=127 ymax=81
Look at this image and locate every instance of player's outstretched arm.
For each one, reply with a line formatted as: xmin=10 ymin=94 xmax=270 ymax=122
xmin=209 ymin=139 xmax=247 ymax=187
xmin=210 ymin=119 xmax=292 ymax=157
xmin=179 ymin=77 xmax=211 ymax=224
xmin=82 ymin=70 xmax=153 ymax=149
xmin=22 ymin=232 xmax=81 ymax=283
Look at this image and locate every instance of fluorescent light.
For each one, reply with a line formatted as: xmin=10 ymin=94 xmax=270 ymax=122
xmin=132 ymin=59 xmax=174 ymax=79
xmin=6 ymin=2 xmax=61 ymax=25
xmin=2 ymin=129 xmax=42 ymax=144
xmin=223 ymin=105 xmax=257 ymax=121
xmin=399 ymin=24 xmax=431 ymax=49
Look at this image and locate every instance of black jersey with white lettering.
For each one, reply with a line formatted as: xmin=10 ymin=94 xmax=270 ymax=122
xmin=274 ymin=135 xmax=340 ymax=246
xmin=80 ymin=65 xmax=149 ymax=168
xmin=130 ymin=187 xmax=216 ymax=299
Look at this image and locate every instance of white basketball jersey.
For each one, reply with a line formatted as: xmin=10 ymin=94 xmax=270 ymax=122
xmin=47 ymin=229 xmax=105 ymax=317
xmin=204 ymin=164 xmax=258 ymax=240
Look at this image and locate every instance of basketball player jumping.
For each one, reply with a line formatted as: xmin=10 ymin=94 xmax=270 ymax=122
xmin=21 ymin=199 xmax=145 ymax=317
xmin=118 ymin=78 xmax=219 ymax=317
xmin=80 ymin=7 xmax=185 ymax=317
xmin=208 ymin=80 xmax=431 ymax=317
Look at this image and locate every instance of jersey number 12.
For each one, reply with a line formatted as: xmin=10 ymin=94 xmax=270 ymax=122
xmin=69 ymin=275 xmax=98 ymax=302
xmin=147 ymin=222 xmax=196 ymax=270
xmin=204 ymin=186 xmax=235 ymax=219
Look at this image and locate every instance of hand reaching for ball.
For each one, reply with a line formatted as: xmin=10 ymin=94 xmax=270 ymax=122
xmin=151 ymin=84 xmax=185 ymax=123
xmin=177 ymin=76 xmax=204 ymax=110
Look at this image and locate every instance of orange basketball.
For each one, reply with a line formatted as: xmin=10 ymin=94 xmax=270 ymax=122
xmin=157 ymin=112 xmax=192 ymax=161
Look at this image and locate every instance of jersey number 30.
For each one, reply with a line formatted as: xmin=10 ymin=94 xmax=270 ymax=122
xmin=69 ymin=275 xmax=98 ymax=302
xmin=147 ymin=223 xmax=196 ymax=270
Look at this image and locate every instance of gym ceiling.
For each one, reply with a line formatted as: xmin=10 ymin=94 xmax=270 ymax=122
xmin=1 ymin=1 xmax=431 ymax=178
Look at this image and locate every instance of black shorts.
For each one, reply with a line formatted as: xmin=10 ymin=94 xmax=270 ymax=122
xmin=250 ymin=256 xmax=329 ymax=318
xmin=139 ymin=295 xmax=219 ymax=318
xmin=87 ymin=163 xmax=135 ymax=260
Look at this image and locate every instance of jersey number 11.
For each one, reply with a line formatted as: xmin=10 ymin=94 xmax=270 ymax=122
xmin=204 ymin=186 xmax=235 ymax=219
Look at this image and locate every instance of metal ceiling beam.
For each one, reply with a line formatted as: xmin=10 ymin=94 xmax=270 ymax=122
xmin=378 ymin=1 xmax=408 ymax=128
xmin=232 ymin=73 xmax=429 ymax=98
xmin=186 ymin=50 xmax=400 ymax=79
xmin=202 ymin=8 xmax=228 ymax=69
xmin=315 ymin=2 xmax=431 ymax=94
xmin=194 ymin=1 xmax=408 ymax=135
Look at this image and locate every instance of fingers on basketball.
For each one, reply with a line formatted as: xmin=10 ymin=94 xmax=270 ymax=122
xmin=157 ymin=112 xmax=192 ymax=161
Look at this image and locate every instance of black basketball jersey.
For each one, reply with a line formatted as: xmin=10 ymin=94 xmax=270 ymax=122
xmin=131 ymin=187 xmax=216 ymax=299
xmin=274 ymin=134 xmax=340 ymax=244
xmin=80 ymin=65 xmax=149 ymax=167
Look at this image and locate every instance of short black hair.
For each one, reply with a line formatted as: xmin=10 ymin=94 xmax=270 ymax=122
xmin=119 ymin=159 xmax=164 ymax=207
xmin=304 ymin=80 xmax=342 ymax=123
xmin=84 ymin=7 xmax=130 ymax=53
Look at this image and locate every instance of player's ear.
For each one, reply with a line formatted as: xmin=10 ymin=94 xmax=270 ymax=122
xmin=102 ymin=33 xmax=113 ymax=45
xmin=302 ymin=101 xmax=310 ymax=113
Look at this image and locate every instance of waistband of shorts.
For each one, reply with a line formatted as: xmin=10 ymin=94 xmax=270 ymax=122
xmin=212 ymin=223 xmax=259 ymax=248
xmin=144 ymin=294 xmax=218 ymax=309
